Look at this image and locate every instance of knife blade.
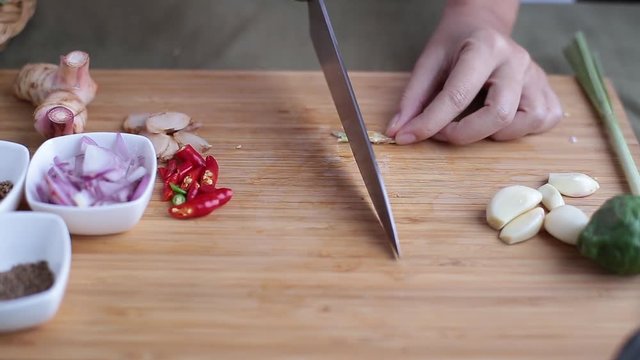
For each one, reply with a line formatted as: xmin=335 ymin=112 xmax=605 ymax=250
xmin=304 ymin=0 xmax=401 ymax=258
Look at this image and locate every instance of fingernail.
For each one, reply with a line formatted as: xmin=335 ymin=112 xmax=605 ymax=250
xmin=386 ymin=113 xmax=400 ymax=135
xmin=395 ymin=132 xmax=416 ymax=145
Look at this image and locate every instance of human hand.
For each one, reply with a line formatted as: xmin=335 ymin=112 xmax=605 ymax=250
xmin=386 ymin=0 xmax=563 ymax=145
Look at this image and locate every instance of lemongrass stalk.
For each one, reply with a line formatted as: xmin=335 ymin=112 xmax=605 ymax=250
xmin=564 ymin=32 xmax=640 ymax=195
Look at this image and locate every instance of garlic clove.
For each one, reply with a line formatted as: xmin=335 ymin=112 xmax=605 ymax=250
xmin=548 ymin=172 xmax=599 ymax=197
xmin=123 ymin=113 xmax=151 ymax=134
xmin=537 ymin=183 xmax=565 ymax=210
xmin=173 ymin=129 xmax=212 ymax=153
xmin=544 ymin=205 xmax=589 ymax=245
xmin=486 ymin=185 xmax=542 ymax=230
xmin=499 ymin=207 xmax=545 ymax=245
xmin=331 ymin=130 xmax=396 ymax=144
xmin=367 ymin=131 xmax=396 ymax=144
xmin=145 ymin=112 xmax=191 ymax=134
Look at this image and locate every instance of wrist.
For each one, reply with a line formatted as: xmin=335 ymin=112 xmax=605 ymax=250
xmin=442 ymin=0 xmax=519 ymax=34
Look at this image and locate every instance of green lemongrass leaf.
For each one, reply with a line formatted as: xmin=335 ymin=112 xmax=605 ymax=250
xmin=564 ymin=33 xmax=611 ymax=116
xmin=564 ymin=32 xmax=640 ymax=195
xmin=577 ymin=33 xmax=613 ymax=115
xmin=593 ymin=52 xmax=614 ymax=115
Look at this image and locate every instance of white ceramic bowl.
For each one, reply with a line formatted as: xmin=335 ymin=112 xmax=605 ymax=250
xmin=0 ymin=140 xmax=30 ymax=213
xmin=25 ymin=132 xmax=157 ymax=235
xmin=0 ymin=212 xmax=71 ymax=332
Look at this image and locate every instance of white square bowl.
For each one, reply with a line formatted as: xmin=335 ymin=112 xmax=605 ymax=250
xmin=0 ymin=140 xmax=30 ymax=213
xmin=25 ymin=132 xmax=157 ymax=235
xmin=0 ymin=212 xmax=71 ymax=332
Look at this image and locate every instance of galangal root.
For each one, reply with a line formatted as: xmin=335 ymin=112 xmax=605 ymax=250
xmin=13 ymin=50 xmax=97 ymax=138
xmin=123 ymin=112 xmax=212 ymax=161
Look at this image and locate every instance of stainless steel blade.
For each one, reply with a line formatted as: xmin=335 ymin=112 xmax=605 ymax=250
xmin=306 ymin=0 xmax=400 ymax=257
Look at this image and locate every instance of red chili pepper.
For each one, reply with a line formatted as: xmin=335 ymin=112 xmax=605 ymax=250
xmin=199 ymin=155 xmax=219 ymax=193
xmin=175 ymin=144 xmax=206 ymax=168
xmin=187 ymin=181 xmax=200 ymax=201
xmin=158 ymin=159 xmax=178 ymax=181
xmin=165 ymin=159 xmax=177 ymax=175
xmin=181 ymin=167 xmax=204 ymax=190
xmin=162 ymin=184 xmax=174 ymax=201
xmin=176 ymin=161 xmax=195 ymax=182
xmin=164 ymin=172 xmax=179 ymax=186
xmin=157 ymin=167 xmax=169 ymax=181
xmin=168 ymin=188 xmax=233 ymax=219
xmin=162 ymin=172 xmax=180 ymax=201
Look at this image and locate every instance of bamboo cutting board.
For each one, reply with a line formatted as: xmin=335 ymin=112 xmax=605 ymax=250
xmin=0 ymin=70 xmax=639 ymax=360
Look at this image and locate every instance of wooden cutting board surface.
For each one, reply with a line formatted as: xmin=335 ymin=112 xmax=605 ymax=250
xmin=0 ymin=70 xmax=639 ymax=360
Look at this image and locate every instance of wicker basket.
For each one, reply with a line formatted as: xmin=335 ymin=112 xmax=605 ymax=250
xmin=0 ymin=0 xmax=36 ymax=51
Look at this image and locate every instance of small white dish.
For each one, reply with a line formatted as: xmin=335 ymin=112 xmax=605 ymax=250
xmin=0 ymin=140 xmax=30 ymax=212
xmin=0 ymin=212 xmax=71 ymax=332
xmin=25 ymin=132 xmax=157 ymax=235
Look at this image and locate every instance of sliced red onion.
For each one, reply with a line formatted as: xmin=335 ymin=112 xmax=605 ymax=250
xmin=53 ymin=156 xmax=70 ymax=170
xmin=83 ymin=144 xmax=117 ymax=178
xmin=73 ymin=154 xmax=84 ymax=177
xmin=38 ymin=133 xmax=149 ymax=207
xmin=45 ymin=174 xmax=74 ymax=206
xmin=113 ymin=133 xmax=130 ymax=161
xmin=130 ymin=173 xmax=151 ymax=201
xmin=36 ymin=183 xmax=50 ymax=203
xmin=103 ymin=167 xmax=127 ymax=183
xmin=80 ymin=136 xmax=98 ymax=152
xmin=126 ymin=166 xmax=147 ymax=183
xmin=72 ymin=190 xmax=94 ymax=208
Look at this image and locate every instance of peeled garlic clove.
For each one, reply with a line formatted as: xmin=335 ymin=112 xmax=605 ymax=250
xmin=331 ymin=130 xmax=396 ymax=144
xmin=486 ymin=185 xmax=542 ymax=230
xmin=367 ymin=131 xmax=396 ymax=144
xmin=548 ymin=173 xmax=599 ymax=197
xmin=499 ymin=207 xmax=545 ymax=245
xmin=331 ymin=130 xmax=349 ymax=143
xmin=145 ymin=112 xmax=191 ymax=134
xmin=544 ymin=205 xmax=589 ymax=245
xmin=538 ymin=183 xmax=565 ymax=210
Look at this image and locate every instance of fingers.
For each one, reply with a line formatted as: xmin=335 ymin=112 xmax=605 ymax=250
xmin=394 ymin=32 xmax=500 ymax=145
xmin=491 ymin=64 xmax=563 ymax=141
xmin=534 ymin=82 xmax=564 ymax=134
xmin=386 ymin=47 xmax=447 ymax=137
xmin=434 ymin=62 xmax=525 ymax=145
xmin=392 ymin=28 xmax=563 ymax=146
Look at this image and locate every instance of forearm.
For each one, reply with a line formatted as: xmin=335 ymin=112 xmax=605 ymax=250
xmin=443 ymin=0 xmax=520 ymax=34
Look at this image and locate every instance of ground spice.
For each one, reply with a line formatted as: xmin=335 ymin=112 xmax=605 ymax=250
xmin=0 ymin=180 xmax=13 ymax=201
xmin=0 ymin=261 xmax=54 ymax=300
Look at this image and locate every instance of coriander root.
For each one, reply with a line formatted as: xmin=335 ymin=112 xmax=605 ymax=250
xmin=13 ymin=50 xmax=97 ymax=138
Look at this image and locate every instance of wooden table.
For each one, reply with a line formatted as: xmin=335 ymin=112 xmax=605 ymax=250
xmin=0 ymin=70 xmax=639 ymax=360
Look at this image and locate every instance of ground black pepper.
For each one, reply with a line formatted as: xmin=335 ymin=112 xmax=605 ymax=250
xmin=0 ymin=180 xmax=13 ymax=201
xmin=0 ymin=261 xmax=54 ymax=300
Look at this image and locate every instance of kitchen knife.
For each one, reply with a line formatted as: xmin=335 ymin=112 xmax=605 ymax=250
xmin=302 ymin=0 xmax=401 ymax=258
xmin=615 ymin=327 xmax=640 ymax=360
